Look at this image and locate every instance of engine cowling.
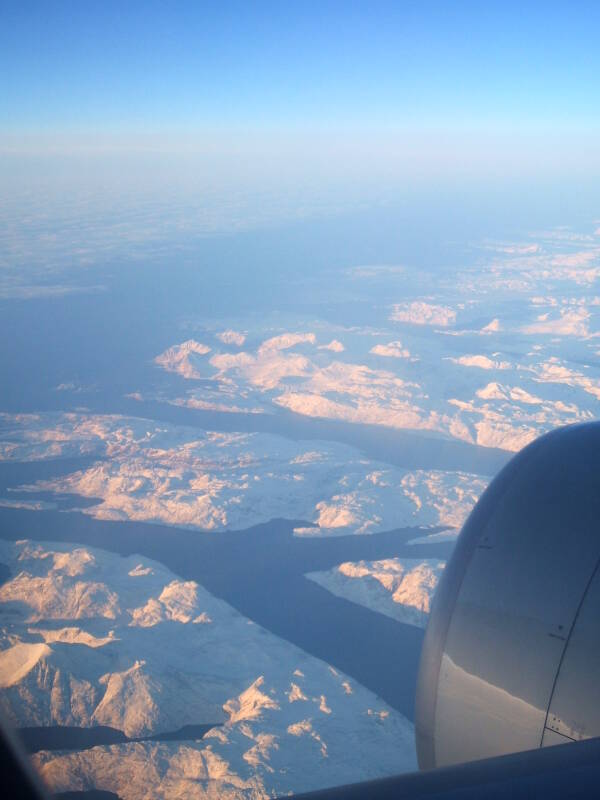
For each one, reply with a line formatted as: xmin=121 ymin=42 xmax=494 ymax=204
xmin=416 ymin=422 xmax=600 ymax=769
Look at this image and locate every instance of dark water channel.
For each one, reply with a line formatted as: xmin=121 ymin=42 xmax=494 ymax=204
xmin=19 ymin=723 xmax=219 ymax=754
xmin=0 ymin=500 xmax=452 ymax=723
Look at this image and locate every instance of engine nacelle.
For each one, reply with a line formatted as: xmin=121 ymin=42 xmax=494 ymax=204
xmin=416 ymin=422 xmax=600 ymax=769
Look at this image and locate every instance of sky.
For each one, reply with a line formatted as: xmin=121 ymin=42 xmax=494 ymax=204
xmin=2 ymin=1 xmax=600 ymax=134
xmin=1 ymin=0 xmax=600 ymax=264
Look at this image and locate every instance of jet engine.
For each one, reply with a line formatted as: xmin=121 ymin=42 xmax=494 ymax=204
xmin=416 ymin=422 xmax=600 ymax=769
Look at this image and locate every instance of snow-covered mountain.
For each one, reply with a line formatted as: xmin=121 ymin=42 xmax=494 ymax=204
xmin=0 ymin=539 xmax=417 ymax=798
xmin=132 ymin=229 xmax=600 ymax=457
xmin=148 ymin=274 xmax=600 ymax=454
xmin=2 ymin=214 xmax=599 ymax=799
xmin=0 ymin=412 xmax=487 ymax=538
xmin=307 ymin=558 xmax=445 ymax=628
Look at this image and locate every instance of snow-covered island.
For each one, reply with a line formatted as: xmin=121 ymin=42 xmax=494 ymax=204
xmin=307 ymin=558 xmax=445 ymax=629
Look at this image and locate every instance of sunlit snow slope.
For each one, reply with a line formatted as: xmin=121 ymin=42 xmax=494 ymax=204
xmin=0 ymin=540 xmax=416 ymax=798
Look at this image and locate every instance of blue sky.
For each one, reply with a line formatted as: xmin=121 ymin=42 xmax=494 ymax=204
xmin=2 ymin=1 xmax=600 ymax=133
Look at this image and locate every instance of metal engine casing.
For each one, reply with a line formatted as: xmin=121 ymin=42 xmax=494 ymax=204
xmin=416 ymin=422 xmax=600 ymax=769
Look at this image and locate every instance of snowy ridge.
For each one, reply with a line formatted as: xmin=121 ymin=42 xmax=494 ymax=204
xmin=1 ymin=413 xmax=486 ymax=537
xmin=141 ymin=231 xmax=600 ymax=453
xmin=0 ymin=540 xmax=417 ymax=798
xmin=150 ymin=319 xmax=600 ymax=452
xmin=307 ymin=558 xmax=445 ymax=628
